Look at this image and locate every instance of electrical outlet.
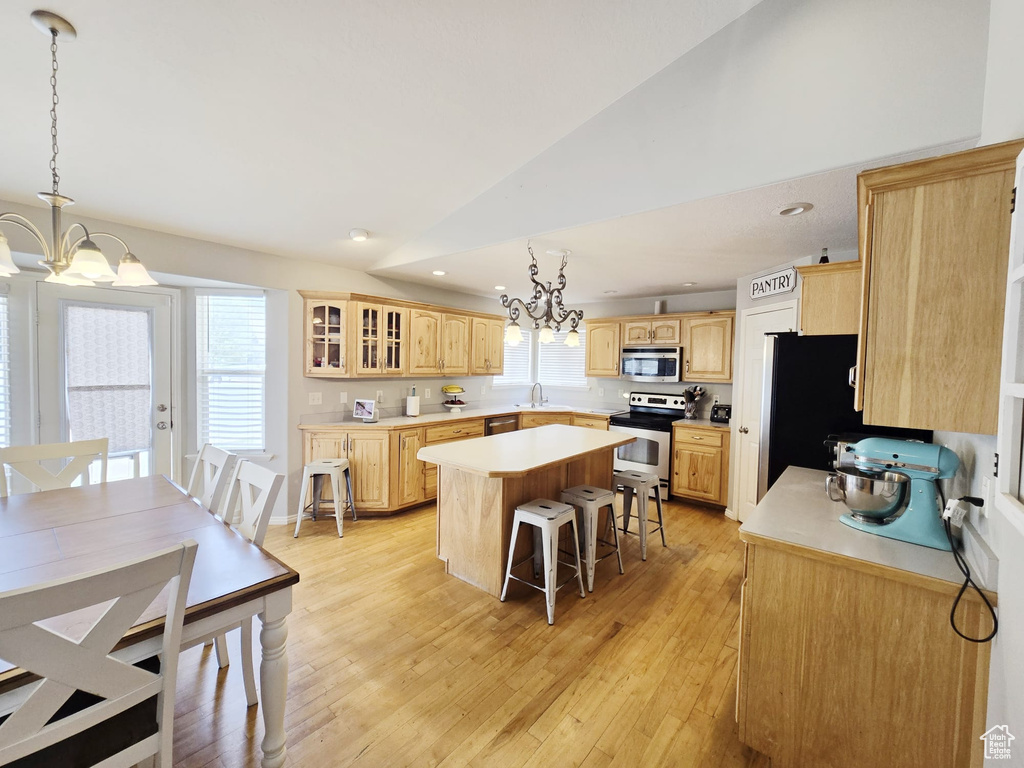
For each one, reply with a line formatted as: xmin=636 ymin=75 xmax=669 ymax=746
xmin=480 ymin=386 xmax=486 ymax=395
xmin=339 ymin=391 xmax=348 ymax=404
xmin=618 ymin=389 xmax=625 ymax=398
xmin=713 ymin=395 xmax=720 ymax=405
xmin=376 ymin=390 xmax=384 ymax=403
xmin=308 ymin=392 xmax=322 ymax=405
xmin=598 ymin=387 xmax=604 ymax=397
xmin=424 ymin=388 xmax=431 ymax=399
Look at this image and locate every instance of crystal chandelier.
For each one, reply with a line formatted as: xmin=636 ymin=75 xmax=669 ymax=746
xmin=0 ymin=11 xmax=157 ymax=287
xmin=500 ymin=243 xmax=583 ymax=346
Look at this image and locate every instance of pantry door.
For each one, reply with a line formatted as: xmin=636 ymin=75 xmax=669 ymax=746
xmin=36 ymin=283 xmax=174 ymax=481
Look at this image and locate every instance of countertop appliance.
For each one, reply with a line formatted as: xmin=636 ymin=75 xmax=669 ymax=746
xmin=710 ymin=403 xmax=731 ymax=423
xmin=758 ymin=333 xmax=931 ymax=500
xmin=484 ymin=415 xmax=518 ymax=435
xmin=609 ymin=392 xmax=688 ymax=493
xmin=620 ymin=347 xmax=681 ymax=383
xmin=827 ymin=437 xmax=958 ymax=551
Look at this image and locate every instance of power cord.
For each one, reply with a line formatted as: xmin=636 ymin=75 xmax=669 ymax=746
xmin=940 ymin=492 xmax=997 ymax=643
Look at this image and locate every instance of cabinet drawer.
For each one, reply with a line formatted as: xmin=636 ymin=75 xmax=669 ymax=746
xmin=424 ymin=465 xmax=437 ymax=498
xmin=425 ymin=420 xmax=484 ymax=444
xmin=571 ymin=415 xmax=609 ymax=430
xmin=520 ymin=412 xmax=573 ymax=429
xmin=674 ymin=428 xmax=724 ymax=447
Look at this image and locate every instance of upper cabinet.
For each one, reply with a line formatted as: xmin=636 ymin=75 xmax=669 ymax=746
xmin=585 ymin=321 xmax=621 ymax=378
xmin=855 ymin=140 xmax=1024 ymax=434
xmin=682 ymin=313 xmax=734 ymax=382
xmin=797 ymin=262 xmax=862 ymax=336
xmin=305 ymin=299 xmax=348 ymax=376
xmin=623 ymin=318 xmax=681 ymax=345
xmin=301 ymin=292 xmax=505 ymax=379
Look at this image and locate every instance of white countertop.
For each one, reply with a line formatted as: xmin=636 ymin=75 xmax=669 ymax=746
xmin=740 ymin=466 xmax=981 ymax=588
xmin=671 ymin=417 xmax=730 ymax=430
xmin=416 ymin=424 xmax=635 ymax=478
xmin=299 ymin=404 xmax=626 ymax=430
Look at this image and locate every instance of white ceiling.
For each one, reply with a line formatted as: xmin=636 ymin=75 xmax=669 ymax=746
xmin=0 ymin=0 xmax=992 ymax=302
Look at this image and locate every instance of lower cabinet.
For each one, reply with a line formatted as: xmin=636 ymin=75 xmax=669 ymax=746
xmin=304 ymin=429 xmax=390 ymax=512
xmin=520 ymin=412 xmax=573 ymax=429
xmin=671 ymin=424 xmax=729 ymax=506
xmin=571 ymin=414 xmax=609 ymax=430
xmin=396 ymin=428 xmax=425 ymax=507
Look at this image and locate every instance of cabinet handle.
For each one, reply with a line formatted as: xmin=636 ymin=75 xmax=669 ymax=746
xmin=848 ymin=365 xmax=857 ymax=388
xmin=685 ymin=360 xmax=690 ymax=374
xmin=691 ymin=435 xmax=704 ymax=440
xmin=452 ymin=429 xmax=462 ymax=434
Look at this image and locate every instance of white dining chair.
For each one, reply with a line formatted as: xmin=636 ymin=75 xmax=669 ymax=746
xmin=186 ymin=443 xmax=237 ymax=514
xmin=0 ymin=437 xmax=109 ymax=497
xmin=0 ymin=539 xmax=197 ymax=768
xmin=203 ymin=460 xmax=282 ymax=707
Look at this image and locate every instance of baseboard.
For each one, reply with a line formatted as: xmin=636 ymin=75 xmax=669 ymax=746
xmin=724 ymin=507 xmax=738 ymax=521
xmin=270 ymin=513 xmax=297 ymax=526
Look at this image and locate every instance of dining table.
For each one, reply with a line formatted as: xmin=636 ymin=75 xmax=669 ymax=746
xmin=0 ymin=474 xmax=300 ymax=768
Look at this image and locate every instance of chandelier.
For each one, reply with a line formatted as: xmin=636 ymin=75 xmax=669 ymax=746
xmin=500 ymin=242 xmax=583 ymax=346
xmin=0 ymin=11 xmax=156 ymax=287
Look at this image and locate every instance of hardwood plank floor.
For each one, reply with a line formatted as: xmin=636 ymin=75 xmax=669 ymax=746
xmin=172 ymin=496 xmax=770 ymax=767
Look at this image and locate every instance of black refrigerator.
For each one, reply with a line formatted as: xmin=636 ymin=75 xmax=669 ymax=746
xmin=757 ymin=332 xmax=932 ymax=498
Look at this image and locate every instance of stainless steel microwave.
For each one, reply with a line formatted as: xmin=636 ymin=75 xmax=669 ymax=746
xmin=620 ymin=347 xmax=682 ymax=383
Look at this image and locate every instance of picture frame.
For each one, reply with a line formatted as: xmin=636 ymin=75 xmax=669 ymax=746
xmin=353 ymin=398 xmax=378 ymax=422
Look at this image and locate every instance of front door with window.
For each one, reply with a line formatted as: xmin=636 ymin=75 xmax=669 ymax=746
xmin=36 ymin=283 xmax=173 ymax=481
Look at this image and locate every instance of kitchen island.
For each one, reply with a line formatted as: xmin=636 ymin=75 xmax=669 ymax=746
xmin=417 ymin=424 xmax=635 ymax=597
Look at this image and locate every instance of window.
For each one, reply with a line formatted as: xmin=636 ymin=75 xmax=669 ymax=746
xmin=538 ymin=327 xmax=587 ymax=388
xmin=196 ymin=292 xmax=266 ymax=452
xmin=493 ymin=328 xmax=533 ymax=386
xmin=0 ymin=292 xmax=9 ymax=448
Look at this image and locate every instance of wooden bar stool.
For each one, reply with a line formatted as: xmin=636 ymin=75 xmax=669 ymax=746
xmin=294 ymin=458 xmax=356 ymax=538
xmin=615 ymin=469 xmax=666 ymax=561
xmin=500 ymin=498 xmax=585 ymax=624
xmin=559 ymin=485 xmax=624 ymax=592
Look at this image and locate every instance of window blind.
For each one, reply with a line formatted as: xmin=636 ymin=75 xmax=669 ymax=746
xmin=537 ymin=326 xmax=587 ymax=388
xmin=0 ymin=294 xmax=9 ymax=448
xmin=493 ymin=328 xmax=533 ymax=386
xmin=196 ymin=293 xmax=266 ymax=451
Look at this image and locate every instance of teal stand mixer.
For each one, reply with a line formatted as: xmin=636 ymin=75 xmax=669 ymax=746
xmin=826 ymin=437 xmax=959 ymax=551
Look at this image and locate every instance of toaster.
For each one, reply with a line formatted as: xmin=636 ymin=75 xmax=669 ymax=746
xmin=710 ymin=404 xmax=731 ymax=423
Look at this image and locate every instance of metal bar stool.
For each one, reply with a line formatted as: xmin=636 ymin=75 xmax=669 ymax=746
xmin=559 ymin=485 xmax=624 ymax=592
xmin=500 ymin=498 xmax=585 ymax=624
xmin=615 ymin=469 xmax=666 ymax=560
xmin=294 ymin=458 xmax=356 ymax=538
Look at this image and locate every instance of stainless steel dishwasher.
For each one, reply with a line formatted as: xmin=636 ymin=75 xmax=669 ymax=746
xmin=484 ymin=415 xmax=519 ymax=435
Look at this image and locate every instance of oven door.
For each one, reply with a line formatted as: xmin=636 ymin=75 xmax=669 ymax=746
xmin=609 ymin=424 xmax=671 ymax=492
xmin=620 ymin=348 xmax=681 ymax=383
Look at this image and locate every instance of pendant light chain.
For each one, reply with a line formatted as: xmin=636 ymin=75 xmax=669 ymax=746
xmin=49 ymin=29 xmax=60 ymax=195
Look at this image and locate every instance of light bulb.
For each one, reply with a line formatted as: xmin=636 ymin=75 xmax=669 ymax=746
xmin=64 ymin=238 xmax=116 ymax=281
xmin=564 ymin=329 xmax=580 ymax=347
xmin=0 ymin=233 xmax=19 ymax=276
xmin=505 ymin=321 xmax=523 ymax=346
xmin=539 ymin=325 xmax=555 ymax=344
xmin=112 ymin=252 xmax=158 ymax=286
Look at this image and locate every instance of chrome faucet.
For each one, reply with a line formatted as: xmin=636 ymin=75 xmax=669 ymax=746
xmin=530 ymin=382 xmax=547 ymax=409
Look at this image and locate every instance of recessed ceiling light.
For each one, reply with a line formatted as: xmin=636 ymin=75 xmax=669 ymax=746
xmin=776 ymin=203 xmax=813 ymax=217
xmin=494 ymin=285 xmax=506 ymax=291
xmin=682 ymin=282 xmax=697 ymax=287
xmin=432 ymin=270 xmax=446 ymax=276
xmin=604 ymin=290 xmax=618 ymax=295
xmin=349 ymin=228 xmax=369 ymax=241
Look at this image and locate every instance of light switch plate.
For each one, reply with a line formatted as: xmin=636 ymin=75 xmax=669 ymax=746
xmin=340 ymin=391 xmax=348 ymax=404
xmin=308 ymin=392 xmax=322 ymax=405
xmin=424 ymin=388 xmax=431 ymax=399
xmin=598 ymin=387 xmax=604 ymax=397
xmin=376 ymin=390 xmax=384 ymax=403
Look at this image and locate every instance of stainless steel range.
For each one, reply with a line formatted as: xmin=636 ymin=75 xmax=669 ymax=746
xmin=608 ymin=392 xmax=687 ymax=494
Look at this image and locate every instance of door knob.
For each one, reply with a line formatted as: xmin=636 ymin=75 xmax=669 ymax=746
xmin=156 ymin=422 xmax=168 ymax=430
xmin=739 ymin=426 xmax=749 ymax=434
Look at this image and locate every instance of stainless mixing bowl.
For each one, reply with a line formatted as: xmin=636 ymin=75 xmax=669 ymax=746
xmin=826 ymin=468 xmax=909 ymax=521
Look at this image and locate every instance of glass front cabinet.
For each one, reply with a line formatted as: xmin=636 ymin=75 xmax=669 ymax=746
xmin=354 ymin=302 xmax=407 ymax=376
xmin=305 ymin=299 xmax=347 ymax=376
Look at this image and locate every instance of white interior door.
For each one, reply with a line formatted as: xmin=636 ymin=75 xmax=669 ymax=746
xmin=36 ymin=283 xmax=173 ymax=480
xmin=733 ymin=300 xmax=797 ymax=522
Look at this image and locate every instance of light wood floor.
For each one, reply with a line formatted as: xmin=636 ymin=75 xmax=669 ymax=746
xmin=171 ymin=497 xmax=770 ymax=767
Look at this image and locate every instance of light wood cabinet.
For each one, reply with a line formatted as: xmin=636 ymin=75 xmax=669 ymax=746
xmin=396 ymin=428 xmax=425 ymax=507
xmin=796 ymin=261 xmax=862 ymax=336
xmin=304 ymin=429 xmax=390 ymax=512
xmin=855 ymin=140 xmax=1024 ymax=434
xmin=471 ymin=317 xmax=506 ymax=375
xmin=737 ymin=537 xmax=993 ymax=768
xmin=353 ymin=302 xmax=407 ymax=376
xmin=585 ymin=321 xmax=621 ymax=378
xmin=304 ymin=299 xmax=347 ymax=376
xmin=409 ymin=309 xmax=442 ymax=375
xmin=487 ymin=319 xmax=504 ymax=375
xmin=682 ymin=313 xmax=733 ymax=382
xmin=623 ymin=318 xmax=681 ymax=345
xmin=520 ymin=412 xmax=573 ymax=429
xmin=671 ymin=424 xmax=729 ymax=506
xmin=571 ymin=414 xmax=609 ymax=430
xmin=441 ymin=313 xmax=469 ymax=375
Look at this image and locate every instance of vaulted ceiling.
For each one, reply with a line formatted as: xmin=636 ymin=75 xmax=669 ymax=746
xmin=0 ymin=0 xmax=991 ymax=300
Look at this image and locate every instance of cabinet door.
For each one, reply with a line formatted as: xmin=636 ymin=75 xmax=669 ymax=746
xmin=306 ymin=431 xmax=348 ymax=503
xmin=623 ymin=321 xmax=651 ymax=344
xmin=797 ymin=263 xmax=862 ymax=336
xmin=348 ymin=431 xmax=390 ymax=510
xmin=571 ymin=415 xmax=608 ymax=430
xmin=354 ymin=302 xmax=382 ymax=376
xmin=397 ymin=429 xmax=424 ymax=506
xmin=585 ymin=322 xmax=621 ymax=378
xmin=470 ymin=317 xmax=489 ymax=375
xmin=409 ymin=309 xmax=442 ymax=375
xmin=441 ymin=314 xmax=470 ymax=376
xmin=487 ymin=319 xmax=505 ymax=375
xmin=672 ymin=444 xmax=722 ymax=502
xmin=650 ymin=318 xmax=681 ymax=344
xmin=520 ymin=412 xmax=573 ymax=429
xmin=305 ymin=300 xmax=347 ymax=376
xmin=381 ymin=306 xmax=408 ymax=375
xmin=683 ymin=315 xmax=734 ymax=382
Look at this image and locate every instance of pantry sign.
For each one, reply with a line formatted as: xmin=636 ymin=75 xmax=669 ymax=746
xmin=749 ymin=267 xmax=797 ymax=300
